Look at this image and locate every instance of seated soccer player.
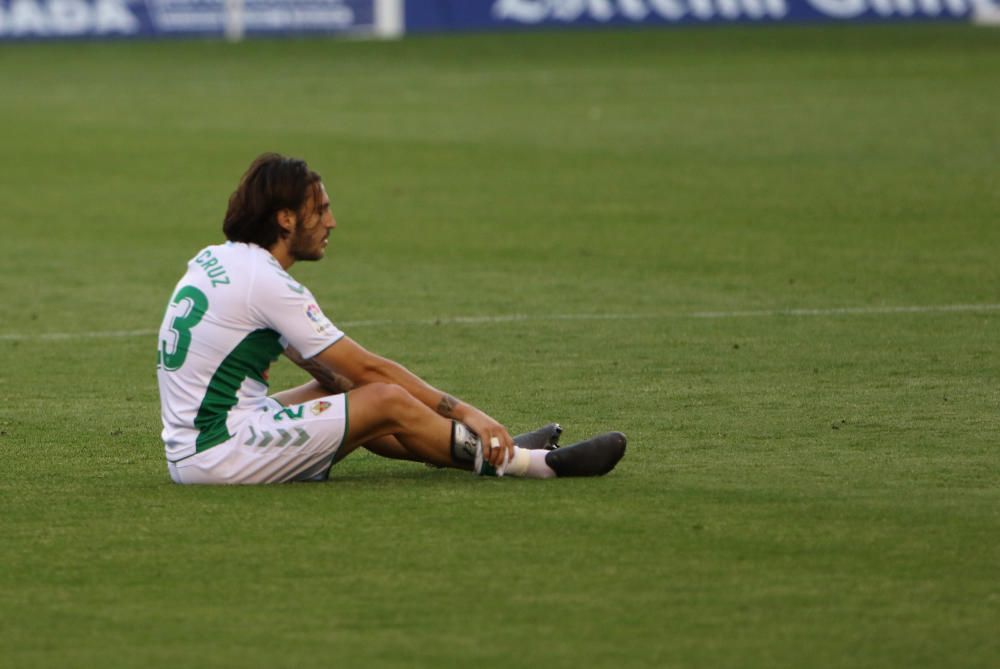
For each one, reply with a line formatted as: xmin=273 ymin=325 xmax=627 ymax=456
xmin=156 ymin=153 xmax=626 ymax=484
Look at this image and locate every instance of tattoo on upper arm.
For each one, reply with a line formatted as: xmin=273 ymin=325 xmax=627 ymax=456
xmin=437 ymin=394 xmax=459 ymax=417
xmin=285 ymin=345 xmax=354 ymax=394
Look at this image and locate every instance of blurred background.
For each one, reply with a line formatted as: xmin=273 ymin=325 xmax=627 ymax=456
xmin=1 ymin=0 xmax=998 ymax=42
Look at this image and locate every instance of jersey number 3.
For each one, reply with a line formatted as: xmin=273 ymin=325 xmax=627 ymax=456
xmin=158 ymin=285 xmax=209 ymax=371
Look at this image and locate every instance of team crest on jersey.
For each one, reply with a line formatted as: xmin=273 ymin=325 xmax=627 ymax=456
xmin=303 ymin=303 xmax=335 ymax=335
xmin=311 ymin=400 xmax=332 ymax=416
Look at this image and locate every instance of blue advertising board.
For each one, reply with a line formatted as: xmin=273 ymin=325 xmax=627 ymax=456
xmin=405 ymin=0 xmax=998 ymax=32
xmin=0 ymin=0 xmax=996 ymax=40
xmin=0 ymin=0 xmax=379 ymax=40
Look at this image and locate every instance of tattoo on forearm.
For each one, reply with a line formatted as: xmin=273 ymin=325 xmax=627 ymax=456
xmin=437 ymin=394 xmax=459 ymax=417
xmin=312 ymin=365 xmax=354 ymax=394
xmin=285 ymin=346 xmax=354 ymax=394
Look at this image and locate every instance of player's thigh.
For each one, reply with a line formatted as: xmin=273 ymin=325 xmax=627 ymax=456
xmin=343 ymin=383 xmax=422 ymax=448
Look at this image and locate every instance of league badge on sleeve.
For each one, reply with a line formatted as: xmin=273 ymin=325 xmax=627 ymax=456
xmin=303 ymin=302 xmax=336 ymax=335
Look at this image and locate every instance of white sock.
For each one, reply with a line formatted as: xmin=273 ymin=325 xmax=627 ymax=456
xmin=505 ymin=447 xmax=557 ymax=479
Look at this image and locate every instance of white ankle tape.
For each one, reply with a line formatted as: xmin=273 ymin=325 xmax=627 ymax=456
xmin=505 ymin=447 xmax=531 ymax=477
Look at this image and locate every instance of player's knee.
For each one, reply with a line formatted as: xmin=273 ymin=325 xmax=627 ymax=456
xmin=365 ymin=382 xmax=421 ymax=424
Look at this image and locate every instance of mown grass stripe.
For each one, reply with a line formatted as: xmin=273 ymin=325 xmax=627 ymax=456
xmin=3 ymin=303 xmax=1000 ymax=342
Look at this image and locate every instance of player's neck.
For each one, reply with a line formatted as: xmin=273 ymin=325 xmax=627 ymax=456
xmin=267 ymin=241 xmax=296 ymax=270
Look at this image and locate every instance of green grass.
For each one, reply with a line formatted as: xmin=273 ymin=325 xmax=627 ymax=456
xmin=1 ymin=24 xmax=999 ymax=669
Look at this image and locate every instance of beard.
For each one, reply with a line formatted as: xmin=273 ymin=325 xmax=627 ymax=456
xmin=289 ymin=227 xmax=326 ymax=262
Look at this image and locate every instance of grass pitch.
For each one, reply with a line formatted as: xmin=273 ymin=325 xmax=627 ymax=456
xmin=1 ymin=24 xmax=999 ymax=669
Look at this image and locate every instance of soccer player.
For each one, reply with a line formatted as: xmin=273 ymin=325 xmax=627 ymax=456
xmin=156 ymin=153 xmax=626 ymax=484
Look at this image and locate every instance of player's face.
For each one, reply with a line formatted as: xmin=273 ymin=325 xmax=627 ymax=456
xmin=290 ymin=183 xmax=335 ymax=262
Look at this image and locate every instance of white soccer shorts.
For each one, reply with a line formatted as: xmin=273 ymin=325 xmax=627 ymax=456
xmin=167 ymin=394 xmax=349 ymax=485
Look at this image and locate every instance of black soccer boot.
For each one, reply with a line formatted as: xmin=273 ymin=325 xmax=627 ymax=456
xmin=544 ymin=431 xmax=627 ymax=477
xmin=512 ymin=423 xmax=562 ymax=451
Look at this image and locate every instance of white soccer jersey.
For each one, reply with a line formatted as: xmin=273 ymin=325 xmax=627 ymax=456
xmin=157 ymin=242 xmax=344 ymax=463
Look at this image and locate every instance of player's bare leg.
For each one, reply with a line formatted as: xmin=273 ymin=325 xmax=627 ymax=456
xmin=275 ymin=379 xmax=626 ymax=477
xmin=273 ymin=381 xmax=563 ymax=462
xmin=341 ymin=383 xmax=626 ymax=477
xmin=339 ymin=383 xmax=456 ymax=466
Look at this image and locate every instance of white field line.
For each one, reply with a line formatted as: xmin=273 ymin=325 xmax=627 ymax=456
xmin=687 ymin=303 xmax=1000 ymax=319
xmin=2 ymin=303 xmax=999 ymax=343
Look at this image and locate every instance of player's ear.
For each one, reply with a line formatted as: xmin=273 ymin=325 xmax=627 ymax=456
xmin=275 ymin=208 xmax=296 ymax=235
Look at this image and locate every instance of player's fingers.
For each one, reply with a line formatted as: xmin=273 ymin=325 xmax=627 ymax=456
xmin=487 ymin=435 xmax=502 ymax=467
xmin=495 ymin=441 xmax=510 ymax=467
xmin=493 ymin=437 xmax=507 ymax=468
xmin=500 ymin=431 xmax=514 ymax=465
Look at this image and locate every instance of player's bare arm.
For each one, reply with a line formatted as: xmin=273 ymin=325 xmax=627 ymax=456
xmin=284 ymin=345 xmax=354 ymax=393
xmin=275 ymin=345 xmax=356 ymax=404
xmin=311 ymin=335 xmax=515 ymax=467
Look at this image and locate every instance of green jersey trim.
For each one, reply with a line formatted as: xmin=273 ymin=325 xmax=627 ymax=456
xmin=194 ymin=329 xmax=284 ymax=452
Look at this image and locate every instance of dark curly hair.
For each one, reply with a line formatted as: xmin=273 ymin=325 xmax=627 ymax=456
xmin=222 ymin=153 xmax=322 ymax=249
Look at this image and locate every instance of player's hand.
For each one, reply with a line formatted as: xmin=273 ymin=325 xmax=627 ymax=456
xmin=462 ymin=409 xmax=514 ymax=472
